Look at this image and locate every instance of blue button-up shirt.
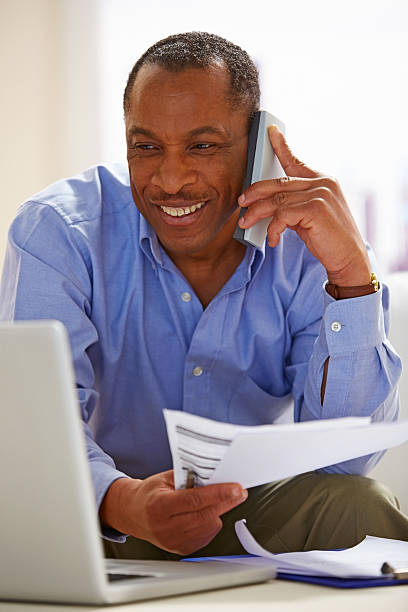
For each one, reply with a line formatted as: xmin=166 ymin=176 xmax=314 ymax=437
xmin=0 ymin=164 xmax=401 ymax=521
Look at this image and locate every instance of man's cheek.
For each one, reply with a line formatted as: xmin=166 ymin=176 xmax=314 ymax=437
xmin=130 ymin=180 xmax=147 ymax=210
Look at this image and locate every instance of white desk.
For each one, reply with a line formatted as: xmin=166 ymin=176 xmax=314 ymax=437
xmin=1 ymin=579 xmax=407 ymax=612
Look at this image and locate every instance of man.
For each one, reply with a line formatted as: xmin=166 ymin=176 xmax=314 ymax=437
xmin=1 ymin=32 xmax=407 ymax=560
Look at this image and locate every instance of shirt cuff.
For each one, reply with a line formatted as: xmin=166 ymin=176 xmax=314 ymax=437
xmin=322 ymin=282 xmax=386 ymax=355
xmin=91 ymin=461 xmax=130 ymax=542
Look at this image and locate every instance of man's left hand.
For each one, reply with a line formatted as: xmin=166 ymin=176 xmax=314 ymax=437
xmin=238 ymin=125 xmax=371 ymax=287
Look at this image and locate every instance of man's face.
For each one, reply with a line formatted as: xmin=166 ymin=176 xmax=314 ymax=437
xmin=125 ymin=64 xmax=249 ymax=258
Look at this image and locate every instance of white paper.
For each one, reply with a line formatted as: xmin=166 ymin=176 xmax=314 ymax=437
xmin=213 ymin=419 xmax=408 ymax=489
xmin=235 ymin=519 xmax=408 ymax=579
xmin=163 ymin=410 xmax=408 ymax=490
xmin=163 ymin=409 xmax=251 ymax=489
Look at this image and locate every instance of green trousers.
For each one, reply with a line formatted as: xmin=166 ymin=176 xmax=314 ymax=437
xmin=103 ymin=472 xmax=408 ymax=561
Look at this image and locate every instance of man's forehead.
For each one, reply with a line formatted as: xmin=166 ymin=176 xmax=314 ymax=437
xmin=128 ymin=63 xmax=232 ymax=111
xmin=132 ymin=61 xmax=229 ymax=84
xmin=125 ymin=63 xmax=248 ymax=139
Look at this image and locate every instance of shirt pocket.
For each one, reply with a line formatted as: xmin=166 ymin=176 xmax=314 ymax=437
xmin=228 ymin=374 xmax=293 ymax=425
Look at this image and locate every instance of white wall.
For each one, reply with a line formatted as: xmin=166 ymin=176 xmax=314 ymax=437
xmin=0 ymin=0 xmax=101 ymax=270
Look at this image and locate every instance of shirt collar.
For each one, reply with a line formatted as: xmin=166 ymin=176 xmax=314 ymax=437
xmin=139 ymin=214 xmax=163 ymax=266
xmin=249 ymin=239 xmax=266 ymax=279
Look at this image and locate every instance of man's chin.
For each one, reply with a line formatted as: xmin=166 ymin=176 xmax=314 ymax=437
xmin=157 ymin=234 xmax=213 ymax=259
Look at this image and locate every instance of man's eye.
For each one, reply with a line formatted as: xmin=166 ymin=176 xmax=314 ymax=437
xmin=133 ymin=143 xmax=157 ymax=151
xmin=193 ymin=143 xmax=215 ymax=151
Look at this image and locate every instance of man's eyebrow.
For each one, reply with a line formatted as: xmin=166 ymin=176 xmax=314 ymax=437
xmin=126 ymin=126 xmax=156 ymax=139
xmin=126 ymin=125 xmax=230 ymax=140
xmin=187 ymin=125 xmax=230 ymax=139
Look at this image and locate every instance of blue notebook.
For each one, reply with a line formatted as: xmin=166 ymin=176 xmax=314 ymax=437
xmin=182 ymin=555 xmax=408 ymax=589
xmin=277 ymin=571 xmax=408 ymax=589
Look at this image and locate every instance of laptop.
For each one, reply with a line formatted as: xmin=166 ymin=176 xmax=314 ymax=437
xmin=0 ymin=320 xmax=275 ymax=605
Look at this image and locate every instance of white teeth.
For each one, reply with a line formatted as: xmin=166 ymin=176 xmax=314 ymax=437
xmin=160 ymin=202 xmax=205 ymax=217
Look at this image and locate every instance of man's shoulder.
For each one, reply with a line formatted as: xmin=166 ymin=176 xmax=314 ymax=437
xmin=24 ymin=163 xmax=133 ymax=226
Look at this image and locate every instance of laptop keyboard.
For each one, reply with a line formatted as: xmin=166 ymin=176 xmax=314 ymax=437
xmin=107 ymin=573 xmax=155 ymax=582
xmin=105 ymin=560 xmax=157 ymax=581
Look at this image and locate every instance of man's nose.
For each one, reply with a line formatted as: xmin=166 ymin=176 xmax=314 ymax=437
xmin=150 ymin=152 xmax=198 ymax=194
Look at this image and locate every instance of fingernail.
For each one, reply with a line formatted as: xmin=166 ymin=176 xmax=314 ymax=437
xmin=232 ymin=486 xmax=248 ymax=500
xmin=231 ymin=486 xmax=243 ymax=498
xmin=238 ymin=193 xmax=246 ymax=205
xmin=238 ymin=216 xmax=246 ymax=227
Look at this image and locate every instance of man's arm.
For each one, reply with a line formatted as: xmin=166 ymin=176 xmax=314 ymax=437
xmin=282 ymin=265 xmax=401 ymax=474
xmin=304 ymin=280 xmax=401 ymax=474
xmin=237 ymin=128 xmax=402 ymax=474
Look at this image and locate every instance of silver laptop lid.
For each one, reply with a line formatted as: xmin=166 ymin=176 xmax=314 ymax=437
xmin=0 ymin=320 xmax=107 ymax=604
xmin=0 ymin=321 xmax=276 ymax=605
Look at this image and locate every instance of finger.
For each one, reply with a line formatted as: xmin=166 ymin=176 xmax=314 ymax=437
xmin=182 ymin=526 xmax=222 ymax=555
xmin=149 ymin=508 xmax=223 ymax=556
xmin=167 ymin=483 xmax=247 ymax=518
xmin=173 ymin=483 xmax=247 ymax=517
xmin=268 ymin=124 xmax=319 ymax=179
xmin=167 ymin=526 xmax=222 ymax=556
xmin=180 ymin=506 xmax=223 ymax=539
xmin=158 ymin=469 xmax=175 ymax=487
xmin=164 ymin=513 xmax=223 ymax=555
xmin=239 ymin=177 xmax=313 ymax=206
xmin=266 ymin=199 xmax=323 ymax=246
xmin=179 ymin=512 xmax=223 ymax=553
xmin=239 ymin=187 xmax=332 ymax=229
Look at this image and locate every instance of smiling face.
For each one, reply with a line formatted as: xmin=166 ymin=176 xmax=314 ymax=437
xmin=125 ymin=63 xmax=249 ymax=259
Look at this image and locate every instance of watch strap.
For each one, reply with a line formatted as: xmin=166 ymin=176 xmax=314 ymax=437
xmin=326 ymin=273 xmax=379 ymax=300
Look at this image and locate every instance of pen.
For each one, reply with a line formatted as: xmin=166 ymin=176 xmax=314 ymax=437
xmin=381 ymin=562 xmax=408 ymax=579
xmin=185 ymin=469 xmax=196 ymax=489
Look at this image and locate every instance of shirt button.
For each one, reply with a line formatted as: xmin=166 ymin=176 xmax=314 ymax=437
xmin=181 ymin=292 xmax=192 ymax=302
xmin=193 ymin=366 xmax=203 ymax=377
xmin=331 ymin=321 xmax=342 ymax=332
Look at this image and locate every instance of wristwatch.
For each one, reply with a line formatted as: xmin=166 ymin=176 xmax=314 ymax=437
xmin=325 ymin=272 xmax=379 ymax=300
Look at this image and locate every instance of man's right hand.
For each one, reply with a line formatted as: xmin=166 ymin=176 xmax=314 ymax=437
xmin=99 ymin=470 xmax=248 ymax=556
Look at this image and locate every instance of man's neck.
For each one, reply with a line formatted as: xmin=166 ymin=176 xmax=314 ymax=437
xmin=167 ymin=236 xmax=246 ymax=309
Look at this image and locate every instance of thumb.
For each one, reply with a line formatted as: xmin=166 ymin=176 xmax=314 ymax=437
xmin=268 ymin=124 xmax=318 ymax=179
